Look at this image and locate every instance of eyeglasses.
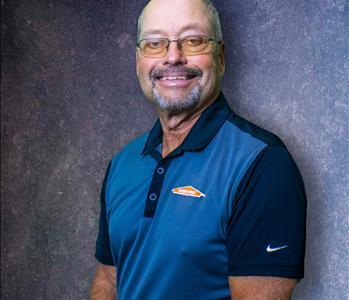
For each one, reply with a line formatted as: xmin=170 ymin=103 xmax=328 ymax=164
xmin=136 ymin=35 xmax=222 ymax=58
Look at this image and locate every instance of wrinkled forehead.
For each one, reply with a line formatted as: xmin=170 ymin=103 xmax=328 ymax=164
xmin=139 ymin=0 xmax=213 ymax=38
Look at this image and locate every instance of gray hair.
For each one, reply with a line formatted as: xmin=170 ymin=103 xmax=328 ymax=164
xmin=137 ymin=0 xmax=223 ymax=41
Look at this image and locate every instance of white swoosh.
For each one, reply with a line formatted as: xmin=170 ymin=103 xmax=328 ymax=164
xmin=266 ymin=244 xmax=288 ymax=253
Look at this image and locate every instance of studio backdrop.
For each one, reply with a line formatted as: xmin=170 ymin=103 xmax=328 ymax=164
xmin=1 ymin=0 xmax=348 ymax=299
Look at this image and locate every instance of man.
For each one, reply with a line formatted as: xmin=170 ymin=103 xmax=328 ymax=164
xmin=90 ymin=0 xmax=307 ymax=299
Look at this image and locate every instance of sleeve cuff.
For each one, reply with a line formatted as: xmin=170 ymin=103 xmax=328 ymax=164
xmin=95 ymin=252 xmax=115 ymax=266
xmin=228 ymin=264 xmax=304 ymax=279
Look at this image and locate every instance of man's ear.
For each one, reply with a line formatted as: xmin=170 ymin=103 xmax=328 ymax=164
xmin=218 ymin=42 xmax=225 ymax=76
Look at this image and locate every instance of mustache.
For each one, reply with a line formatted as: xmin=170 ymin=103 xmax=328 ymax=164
xmin=150 ymin=66 xmax=203 ymax=81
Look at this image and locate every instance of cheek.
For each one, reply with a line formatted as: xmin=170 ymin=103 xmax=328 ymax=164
xmin=194 ymin=55 xmax=219 ymax=74
xmin=198 ymin=59 xmax=219 ymax=83
xmin=137 ymin=59 xmax=153 ymax=82
xmin=136 ymin=60 xmax=156 ymax=97
xmin=137 ymin=64 xmax=147 ymax=82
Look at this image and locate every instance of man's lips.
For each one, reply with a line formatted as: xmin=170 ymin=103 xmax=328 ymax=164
xmin=157 ymin=74 xmax=197 ymax=81
xmin=151 ymin=68 xmax=203 ymax=84
xmin=153 ymin=72 xmax=199 ymax=88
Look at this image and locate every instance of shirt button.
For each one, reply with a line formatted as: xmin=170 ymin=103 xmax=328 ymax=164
xmin=149 ymin=193 xmax=157 ymax=201
xmin=157 ymin=167 xmax=165 ymax=175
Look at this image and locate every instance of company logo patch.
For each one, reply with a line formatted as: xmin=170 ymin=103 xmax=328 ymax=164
xmin=171 ymin=186 xmax=206 ymax=198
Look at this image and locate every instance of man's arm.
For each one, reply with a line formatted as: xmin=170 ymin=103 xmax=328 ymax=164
xmin=229 ymin=276 xmax=297 ymax=300
xmin=226 ymin=147 xmax=306 ymax=299
xmin=90 ymin=264 xmax=116 ymax=300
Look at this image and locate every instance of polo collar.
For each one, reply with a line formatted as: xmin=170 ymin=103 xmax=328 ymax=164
xmin=142 ymin=92 xmax=231 ymax=157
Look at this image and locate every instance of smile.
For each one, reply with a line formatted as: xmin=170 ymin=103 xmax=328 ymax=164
xmin=151 ymin=67 xmax=202 ymax=88
xmin=155 ymin=74 xmax=198 ymax=88
xmin=157 ymin=75 xmax=197 ymax=81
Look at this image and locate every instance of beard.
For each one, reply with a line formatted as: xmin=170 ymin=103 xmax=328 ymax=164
xmin=150 ymin=66 xmax=203 ymax=114
xmin=152 ymin=84 xmax=203 ymax=114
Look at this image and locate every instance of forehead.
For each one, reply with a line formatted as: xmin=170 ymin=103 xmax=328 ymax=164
xmin=140 ymin=0 xmax=212 ymax=37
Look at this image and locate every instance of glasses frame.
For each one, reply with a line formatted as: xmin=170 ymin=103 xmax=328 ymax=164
xmin=136 ymin=35 xmax=222 ymax=58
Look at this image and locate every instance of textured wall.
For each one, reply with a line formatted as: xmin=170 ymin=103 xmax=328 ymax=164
xmin=1 ymin=0 xmax=348 ymax=299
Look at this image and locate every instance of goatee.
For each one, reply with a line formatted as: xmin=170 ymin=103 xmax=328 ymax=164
xmin=150 ymin=66 xmax=203 ymax=114
xmin=152 ymin=84 xmax=203 ymax=114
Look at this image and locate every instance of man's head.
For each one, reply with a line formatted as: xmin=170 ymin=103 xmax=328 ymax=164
xmin=136 ymin=0 xmax=225 ymax=114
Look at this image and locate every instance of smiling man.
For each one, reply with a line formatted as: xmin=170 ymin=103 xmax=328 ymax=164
xmin=90 ymin=1 xmax=307 ymax=299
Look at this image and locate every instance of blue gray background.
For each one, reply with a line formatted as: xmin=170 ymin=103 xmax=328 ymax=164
xmin=1 ymin=0 xmax=348 ymax=299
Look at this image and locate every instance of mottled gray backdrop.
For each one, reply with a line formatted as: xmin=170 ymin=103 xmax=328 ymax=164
xmin=1 ymin=0 xmax=348 ymax=299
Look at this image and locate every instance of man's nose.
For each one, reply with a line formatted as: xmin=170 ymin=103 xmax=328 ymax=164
xmin=164 ymin=41 xmax=187 ymax=65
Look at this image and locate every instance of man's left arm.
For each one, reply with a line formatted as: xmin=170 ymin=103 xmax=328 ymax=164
xmin=228 ymin=276 xmax=297 ymax=300
xmin=226 ymin=146 xmax=307 ymax=299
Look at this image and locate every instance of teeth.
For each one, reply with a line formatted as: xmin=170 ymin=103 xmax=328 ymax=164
xmin=160 ymin=76 xmax=189 ymax=81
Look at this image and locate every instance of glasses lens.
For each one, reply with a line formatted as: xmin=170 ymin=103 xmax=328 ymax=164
xmin=140 ymin=38 xmax=167 ymax=57
xmin=182 ymin=36 xmax=210 ymax=55
xmin=138 ymin=36 xmax=214 ymax=57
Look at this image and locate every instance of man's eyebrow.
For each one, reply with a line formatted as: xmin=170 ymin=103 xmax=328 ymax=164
xmin=178 ymin=24 xmax=207 ymax=34
xmin=140 ymin=23 xmax=208 ymax=38
xmin=140 ymin=29 xmax=167 ymax=37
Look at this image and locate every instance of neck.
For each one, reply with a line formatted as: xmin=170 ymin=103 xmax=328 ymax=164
xmin=158 ymin=94 xmax=218 ymax=158
xmin=159 ymin=112 xmax=199 ymax=157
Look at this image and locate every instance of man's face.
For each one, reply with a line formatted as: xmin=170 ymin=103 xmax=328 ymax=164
xmin=136 ymin=0 xmax=225 ymax=114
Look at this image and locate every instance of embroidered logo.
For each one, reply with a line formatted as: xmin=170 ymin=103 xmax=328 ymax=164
xmin=266 ymin=244 xmax=288 ymax=253
xmin=171 ymin=186 xmax=206 ymax=198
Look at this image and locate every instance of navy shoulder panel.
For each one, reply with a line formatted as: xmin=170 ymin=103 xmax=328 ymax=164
xmin=227 ymin=112 xmax=284 ymax=146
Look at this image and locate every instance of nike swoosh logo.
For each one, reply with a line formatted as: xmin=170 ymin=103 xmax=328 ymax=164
xmin=266 ymin=244 xmax=288 ymax=253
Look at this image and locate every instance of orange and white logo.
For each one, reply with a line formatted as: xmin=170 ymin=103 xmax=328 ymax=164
xmin=171 ymin=186 xmax=206 ymax=198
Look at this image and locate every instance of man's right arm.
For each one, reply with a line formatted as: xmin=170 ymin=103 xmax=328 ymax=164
xmin=90 ymin=263 xmax=116 ymax=300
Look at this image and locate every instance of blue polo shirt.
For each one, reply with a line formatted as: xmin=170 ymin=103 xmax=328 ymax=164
xmin=95 ymin=93 xmax=307 ymax=300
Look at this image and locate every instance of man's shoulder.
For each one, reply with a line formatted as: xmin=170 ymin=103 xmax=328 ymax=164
xmin=223 ymin=111 xmax=285 ymax=148
xmin=111 ymin=131 xmax=149 ymax=162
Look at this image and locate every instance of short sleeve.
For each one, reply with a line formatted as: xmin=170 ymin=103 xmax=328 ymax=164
xmin=227 ymin=146 xmax=307 ymax=279
xmin=95 ymin=161 xmax=115 ymax=266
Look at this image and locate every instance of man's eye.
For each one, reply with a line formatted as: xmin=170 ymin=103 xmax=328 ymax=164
xmin=146 ymin=41 xmax=162 ymax=49
xmin=186 ymin=38 xmax=203 ymax=46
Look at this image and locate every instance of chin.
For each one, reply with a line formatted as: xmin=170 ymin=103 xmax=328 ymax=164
xmin=151 ymin=85 xmax=203 ymax=114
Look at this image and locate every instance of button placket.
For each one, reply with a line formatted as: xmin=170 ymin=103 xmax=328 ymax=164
xmin=144 ymin=159 xmax=172 ymax=218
